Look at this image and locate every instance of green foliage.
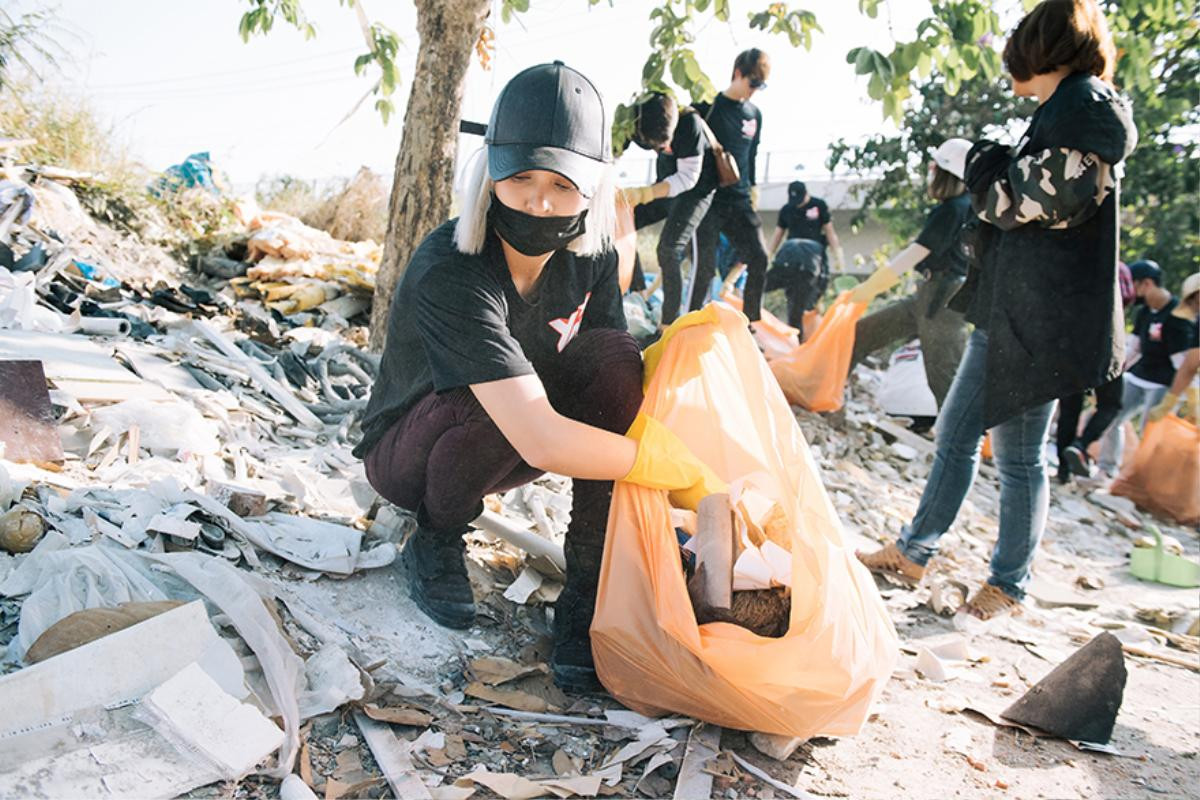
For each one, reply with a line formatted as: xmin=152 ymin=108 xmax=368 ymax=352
xmin=238 ymin=0 xmax=400 ymax=123
xmin=748 ymin=4 xmax=821 ymax=49
xmin=845 ymin=1 xmax=1004 ymax=122
xmin=830 ymin=0 xmax=1198 ymax=287
xmin=239 ymin=0 xmax=317 ymax=40
xmin=1107 ymin=0 xmax=1199 ymax=284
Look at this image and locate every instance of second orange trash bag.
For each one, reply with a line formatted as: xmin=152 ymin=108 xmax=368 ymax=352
xmin=768 ymin=293 xmax=868 ymax=412
xmin=592 ymin=304 xmax=897 ymax=738
xmin=1110 ymin=414 xmax=1200 ymax=526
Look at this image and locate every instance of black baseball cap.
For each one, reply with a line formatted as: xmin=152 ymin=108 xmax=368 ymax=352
xmin=1128 ymin=259 xmax=1163 ymax=285
xmin=485 ymin=61 xmax=611 ymax=197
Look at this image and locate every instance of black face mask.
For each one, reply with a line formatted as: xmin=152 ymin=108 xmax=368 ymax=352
xmin=489 ymin=196 xmax=588 ymax=256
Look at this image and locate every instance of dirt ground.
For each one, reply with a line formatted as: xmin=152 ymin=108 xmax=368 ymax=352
xmin=250 ymin=371 xmax=1199 ymax=800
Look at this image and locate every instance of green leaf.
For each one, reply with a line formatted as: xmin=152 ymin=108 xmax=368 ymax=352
xmin=867 ymin=71 xmax=884 ymax=100
xmin=846 ymin=46 xmax=863 ymax=65
xmin=670 ymin=55 xmax=689 ymax=88
xmin=870 ymin=51 xmax=894 ymax=82
xmin=375 ymin=98 xmax=393 ymax=125
xmin=917 ymin=50 xmax=932 ymax=78
xmin=855 ymin=47 xmax=873 ymax=74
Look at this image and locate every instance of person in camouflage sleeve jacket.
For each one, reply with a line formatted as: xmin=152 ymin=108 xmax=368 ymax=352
xmin=857 ymin=0 xmax=1136 ymax=621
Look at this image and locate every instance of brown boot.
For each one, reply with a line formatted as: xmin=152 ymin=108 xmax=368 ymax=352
xmin=961 ymin=583 xmax=1022 ymax=621
xmin=855 ymin=543 xmax=926 ymax=586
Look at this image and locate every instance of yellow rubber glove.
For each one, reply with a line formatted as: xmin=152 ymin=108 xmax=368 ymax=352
xmin=1180 ymin=386 xmax=1200 ymax=424
xmin=832 ymin=246 xmax=846 ymax=273
xmin=1148 ymin=392 xmax=1180 ymax=424
xmin=624 ymin=413 xmax=728 ymax=511
xmin=642 ymin=304 xmax=722 ymax=390
xmin=848 ymin=265 xmax=900 ymax=305
xmin=619 ymin=185 xmax=657 ymax=206
xmin=749 ymin=185 xmax=760 ymax=210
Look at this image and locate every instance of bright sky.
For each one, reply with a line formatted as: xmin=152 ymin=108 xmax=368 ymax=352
xmin=18 ymin=1 xmax=955 ymax=188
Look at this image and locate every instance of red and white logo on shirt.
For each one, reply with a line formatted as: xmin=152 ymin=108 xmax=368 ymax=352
xmin=548 ymin=292 xmax=591 ymax=353
xmin=805 ymin=206 xmax=820 ymax=220
xmin=1148 ymin=321 xmax=1163 ymax=342
xmin=741 ymin=118 xmax=758 ymax=139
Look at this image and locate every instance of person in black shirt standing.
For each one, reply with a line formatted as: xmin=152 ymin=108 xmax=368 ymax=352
xmin=690 ymin=48 xmax=771 ymax=321
xmin=621 ymin=92 xmax=716 ymax=327
xmin=1096 ymin=260 xmax=1198 ymax=476
xmin=846 ymin=138 xmax=974 ymax=410
xmin=769 ymin=181 xmax=845 ymax=272
xmin=354 ymin=62 xmax=725 ymax=693
xmin=1148 ymin=272 xmax=1200 ymax=424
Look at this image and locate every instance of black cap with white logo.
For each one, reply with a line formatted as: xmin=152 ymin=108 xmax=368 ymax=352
xmin=485 ymin=61 xmax=611 ymax=198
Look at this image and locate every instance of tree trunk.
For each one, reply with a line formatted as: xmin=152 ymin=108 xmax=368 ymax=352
xmin=368 ymin=0 xmax=490 ymax=350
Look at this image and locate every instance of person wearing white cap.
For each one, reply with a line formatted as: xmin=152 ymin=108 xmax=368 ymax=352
xmin=846 ymin=137 xmax=974 ymax=409
xmin=1147 ymin=271 xmax=1200 ymax=424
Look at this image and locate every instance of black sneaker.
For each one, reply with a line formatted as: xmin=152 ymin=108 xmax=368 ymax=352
xmin=1063 ymin=444 xmax=1095 ymax=478
xmin=550 ymin=583 xmax=603 ymax=694
xmin=401 ymin=523 xmax=476 ymax=629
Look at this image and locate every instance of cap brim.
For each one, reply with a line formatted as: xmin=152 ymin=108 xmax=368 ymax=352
xmin=488 ymin=144 xmax=605 ymax=198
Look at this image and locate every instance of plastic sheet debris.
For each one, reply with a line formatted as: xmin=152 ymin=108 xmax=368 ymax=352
xmin=297 ymin=643 xmax=366 ymax=718
xmin=242 ymin=512 xmax=395 ymax=575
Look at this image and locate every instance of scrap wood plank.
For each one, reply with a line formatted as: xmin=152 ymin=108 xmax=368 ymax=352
xmin=192 ymin=320 xmax=323 ymax=429
xmin=673 ymin=723 xmax=722 ymax=800
xmin=0 ymin=360 xmax=64 ymax=463
xmin=353 ymin=711 xmax=432 ymax=800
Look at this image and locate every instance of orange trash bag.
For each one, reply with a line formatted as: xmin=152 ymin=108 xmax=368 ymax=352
xmin=1110 ymin=415 xmax=1200 ymax=526
xmin=767 ymin=292 xmax=868 ymax=412
xmin=719 ymin=292 xmax=821 ymax=359
xmin=592 ymin=304 xmax=897 ymax=738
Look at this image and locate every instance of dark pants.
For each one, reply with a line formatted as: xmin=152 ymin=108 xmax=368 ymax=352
xmin=765 ymin=240 xmax=827 ymax=330
xmin=850 ymin=276 xmax=969 ymax=410
xmin=693 ymin=195 xmax=769 ymax=321
xmin=363 ymin=328 xmax=643 ymax=628
xmin=1056 ymin=374 xmax=1123 ymax=461
xmin=635 ymin=184 xmax=717 ymax=326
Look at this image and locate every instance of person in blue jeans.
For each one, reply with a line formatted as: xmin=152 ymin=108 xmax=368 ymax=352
xmin=856 ymin=0 xmax=1136 ymax=620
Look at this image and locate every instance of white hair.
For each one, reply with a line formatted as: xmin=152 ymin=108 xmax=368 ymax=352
xmin=453 ymin=146 xmax=616 ymax=258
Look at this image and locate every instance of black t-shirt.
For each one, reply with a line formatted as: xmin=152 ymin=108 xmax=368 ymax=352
xmin=1130 ymin=298 xmax=1198 ymax=386
xmin=777 ymin=198 xmax=831 ymax=247
xmin=914 ymin=193 xmax=971 ymax=277
xmin=354 ymin=220 xmax=626 ymax=456
xmin=654 ymin=112 xmax=709 ymax=182
xmin=704 ymin=93 xmax=760 ymax=199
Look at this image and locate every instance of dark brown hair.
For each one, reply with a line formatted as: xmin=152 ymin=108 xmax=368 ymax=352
xmin=732 ymin=48 xmax=770 ymax=83
xmin=928 ymin=164 xmax=966 ymax=201
xmin=635 ymin=93 xmax=678 ymax=150
xmin=1003 ymin=0 xmax=1116 ymax=84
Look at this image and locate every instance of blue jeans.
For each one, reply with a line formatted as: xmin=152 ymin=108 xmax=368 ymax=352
xmin=1096 ymin=376 xmax=1169 ymax=475
xmin=896 ymin=329 xmax=1055 ymax=600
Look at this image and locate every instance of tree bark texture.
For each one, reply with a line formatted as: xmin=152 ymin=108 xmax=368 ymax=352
xmin=368 ymin=0 xmax=490 ymax=350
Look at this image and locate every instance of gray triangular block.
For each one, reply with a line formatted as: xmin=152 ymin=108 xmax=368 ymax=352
xmin=1001 ymin=632 xmax=1127 ymax=743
